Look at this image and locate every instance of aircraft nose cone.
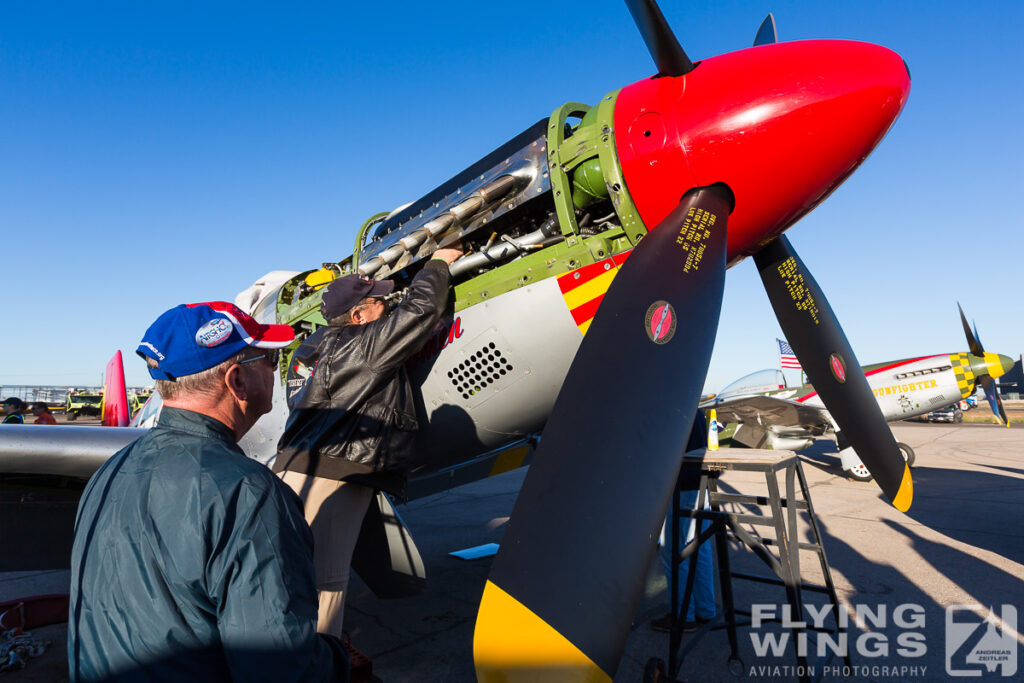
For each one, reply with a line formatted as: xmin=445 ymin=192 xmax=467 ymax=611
xmin=614 ymin=39 xmax=911 ymax=263
xmin=987 ymin=353 xmax=1017 ymax=379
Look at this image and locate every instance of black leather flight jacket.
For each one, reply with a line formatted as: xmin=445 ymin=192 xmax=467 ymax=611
xmin=274 ymin=260 xmax=450 ymax=498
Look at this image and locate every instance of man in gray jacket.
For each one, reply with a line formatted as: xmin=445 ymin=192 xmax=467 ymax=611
xmin=69 ymin=301 xmax=348 ymax=682
xmin=275 ymin=247 xmax=461 ymax=636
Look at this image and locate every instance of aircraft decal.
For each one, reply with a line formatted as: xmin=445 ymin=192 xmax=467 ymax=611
xmin=829 ymin=353 xmax=847 ymax=383
xmin=644 ymin=301 xmax=676 ymax=345
xmin=556 ymin=252 xmax=630 ymax=336
xmin=872 ymin=378 xmax=938 ymax=398
xmin=796 ymin=355 xmax=937 ymax=403
xmin=410 ymin=317 xmax=464 ymax=367
xmin=949 ymin=353 xmax=977 ymax=398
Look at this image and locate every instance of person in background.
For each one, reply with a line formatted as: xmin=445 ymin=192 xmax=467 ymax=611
xmin=31 ymin=402 xmax=58 ymax=425
xmin=651 ymin=411 xmax=717 ymax=633
xmin=275 ymin=246 xmax=462 ymax=637
xmin=2 ymin=397 xmax=26 ymax=424
xmin=69 ymin=301 xmax=348 ymax=682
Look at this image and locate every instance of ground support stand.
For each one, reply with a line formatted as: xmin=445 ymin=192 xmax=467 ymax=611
xmin=648 ymin=448 xmax=850 ymax=683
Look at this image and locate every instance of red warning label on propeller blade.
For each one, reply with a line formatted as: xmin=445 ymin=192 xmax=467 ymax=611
xmin=645 ymin=301 xmax=677 ymax=345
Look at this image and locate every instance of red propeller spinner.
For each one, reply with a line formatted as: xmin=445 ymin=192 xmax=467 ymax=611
xmin=615 ymin=39 xmax=911 ymax=264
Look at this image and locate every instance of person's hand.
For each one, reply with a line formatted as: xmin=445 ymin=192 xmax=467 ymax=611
xmin=433 ymin=245 xmax=463 ymax=266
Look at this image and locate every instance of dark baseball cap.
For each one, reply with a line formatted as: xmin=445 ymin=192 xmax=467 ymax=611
xmin=3 ymin=397 xmax=24 ymax=408
xmin=321 ymin=274 xmax=395 ymax=320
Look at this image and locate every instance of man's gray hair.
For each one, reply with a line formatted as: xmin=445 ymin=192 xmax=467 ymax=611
xmin=148 ymin=350 xmax=255 ymax=401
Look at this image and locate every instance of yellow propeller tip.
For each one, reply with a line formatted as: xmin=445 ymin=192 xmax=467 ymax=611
xmin=474 ymin=581 xmax=611 ymax=682
xmin=891 ymin=463 xmax=913 ymax=512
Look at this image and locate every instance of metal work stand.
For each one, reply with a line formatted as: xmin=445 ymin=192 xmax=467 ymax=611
xmin=649 ymin=448 xmax=850 ymax=683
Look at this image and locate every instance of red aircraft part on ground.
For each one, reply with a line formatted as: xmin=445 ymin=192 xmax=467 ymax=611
xmin=614 ymin=39 xmax=911 ymax=264
xmin=102 ymin=350 xmax=130 ymax=427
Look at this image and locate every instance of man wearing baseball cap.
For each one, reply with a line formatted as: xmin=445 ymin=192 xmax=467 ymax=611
xmin=69 ymin=302 xmax=349 ymax=682
xmin=2 ymin=397 xmax=26 ymax=424
xmin=275 ymin=246 xmax=462 ymax=637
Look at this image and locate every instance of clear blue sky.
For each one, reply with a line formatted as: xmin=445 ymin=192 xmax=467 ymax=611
xmin=2 ymin=1 xmax=1021 ymax=392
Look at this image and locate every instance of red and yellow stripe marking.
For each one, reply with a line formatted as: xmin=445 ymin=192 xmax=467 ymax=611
xmin=556 ymin=252 xmax=631 ymax=336
xmin=474 ymin=581 xmax=611 ymax=682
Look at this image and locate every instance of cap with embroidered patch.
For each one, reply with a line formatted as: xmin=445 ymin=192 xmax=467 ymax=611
xmin=321 ymin=274 xmax=395 ymax=320
xmin=137 ymin=301 xmax=294 ymax=381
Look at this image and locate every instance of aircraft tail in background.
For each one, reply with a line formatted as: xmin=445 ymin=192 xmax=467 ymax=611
xmin=102 ymin=351 xmax=130 ymax=427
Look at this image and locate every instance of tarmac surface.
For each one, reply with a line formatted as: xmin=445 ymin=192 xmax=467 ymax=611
xmin=2 ymin=420 xmax=1021 ymax=682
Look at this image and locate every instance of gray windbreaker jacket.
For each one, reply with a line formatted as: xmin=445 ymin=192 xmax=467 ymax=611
xmin=68 ymin=407 xmax=348 ymax=682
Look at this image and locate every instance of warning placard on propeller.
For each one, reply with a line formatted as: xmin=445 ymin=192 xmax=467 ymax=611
xmin=675 ymin=206 xmax=717 ymax=273
xmin=777 ymin=256 xmax=821 ymax=325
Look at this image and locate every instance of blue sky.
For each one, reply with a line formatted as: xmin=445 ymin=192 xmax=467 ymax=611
xmin=2 ymin=1 xmax=1021 ymax=392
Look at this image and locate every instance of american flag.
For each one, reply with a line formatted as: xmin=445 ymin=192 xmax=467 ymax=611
xmin=778 ymin=339 xmax=802 ymax=369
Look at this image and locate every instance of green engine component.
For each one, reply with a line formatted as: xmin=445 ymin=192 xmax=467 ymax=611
xmin=546 ymin=92 xmax=645 ymax=246
xmin=571 ymin=157 xmax=608 ymax=209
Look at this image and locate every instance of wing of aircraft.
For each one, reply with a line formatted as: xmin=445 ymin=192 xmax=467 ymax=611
xmin=1 ymin=1 xmax=920 ymax=677
xmin=705 ymin=392 xmax=831 ymax=450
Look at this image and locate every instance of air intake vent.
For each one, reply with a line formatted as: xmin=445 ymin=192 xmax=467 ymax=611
xmin=895 ymin=365 xmax=951 ymax=380
xmin=447 ymin=342 xmax=513 ymax=400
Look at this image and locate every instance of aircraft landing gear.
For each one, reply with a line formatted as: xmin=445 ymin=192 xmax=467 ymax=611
xmin=845 ymin=461 xmax=873 ymax=482
xmin=898 ymin=442 xmax=916 ymax=468
xmin=838 ymin=443 xmax=873 ymax=482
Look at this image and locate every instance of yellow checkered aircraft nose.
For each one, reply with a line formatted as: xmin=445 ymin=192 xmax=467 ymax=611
xmin=985 ymin=353 xmax=1016 ymax=380
xmin=952 ymin=353 xmax=1018 ymax=398
xmin=950 ymin=353 xmax=978 ymax=398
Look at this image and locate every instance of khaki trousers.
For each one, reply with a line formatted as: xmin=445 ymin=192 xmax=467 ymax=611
xmin=279 ymin=471 xmax=373 ymax=637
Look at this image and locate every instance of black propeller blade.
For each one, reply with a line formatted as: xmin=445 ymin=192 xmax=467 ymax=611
xmin=625 ymin=0 xmax=695 ymax=76
xmin=980 ymin=376 xmax=1010 ymax=426
xmin=753 ymin=13 xmax=778 ymax=46
xmin=754 ymin=235 xmax=912 ymax=511
xmin=474 ymin=185 xmax=733 ymax=679
xmin=959 ymin=303 xmax=983 ymax=356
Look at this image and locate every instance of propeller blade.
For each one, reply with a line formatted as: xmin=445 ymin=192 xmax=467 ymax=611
xmin=754 ymin=235 xmax=912 ymax=511
xmin=980 ymin=376 xmax=1010 ymax=427
xmin=753 ymin=13 xmax=778 ymax=46
xmin=625 ymin=0 xmax=695 ymax=76
xmin=474 ymin=185 xmax=733 ymax=680
xmin=958 ymin=302 xmax=984 ymax=355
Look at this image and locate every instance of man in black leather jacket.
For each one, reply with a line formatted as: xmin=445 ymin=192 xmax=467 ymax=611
xmin=274 ymin=246 xmax=461 ymax=636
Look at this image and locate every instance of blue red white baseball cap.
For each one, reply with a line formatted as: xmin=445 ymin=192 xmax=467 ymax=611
xmin=137 ymin=301 xmax=294 ymax=381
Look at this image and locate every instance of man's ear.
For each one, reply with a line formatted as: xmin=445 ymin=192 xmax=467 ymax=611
xmin=224 ymin=364 xmax=249 ymax=402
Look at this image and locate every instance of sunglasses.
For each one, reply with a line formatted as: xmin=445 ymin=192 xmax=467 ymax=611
xmin=238 ymin=349 xmax=280 ymax=367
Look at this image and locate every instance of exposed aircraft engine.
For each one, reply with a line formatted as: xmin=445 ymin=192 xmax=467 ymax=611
xmin=275 ymin=103 xmax=635 ymax=341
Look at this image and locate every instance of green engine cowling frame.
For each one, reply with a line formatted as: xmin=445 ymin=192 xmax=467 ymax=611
xmin=455 ymin=89 xmax=646 ymax=310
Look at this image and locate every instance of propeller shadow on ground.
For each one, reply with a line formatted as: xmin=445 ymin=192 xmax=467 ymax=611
xmin=807 ymin=515 xmax=1021 ymax=679
xmin=899 ymin=465 xmax=1024 ymax=567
